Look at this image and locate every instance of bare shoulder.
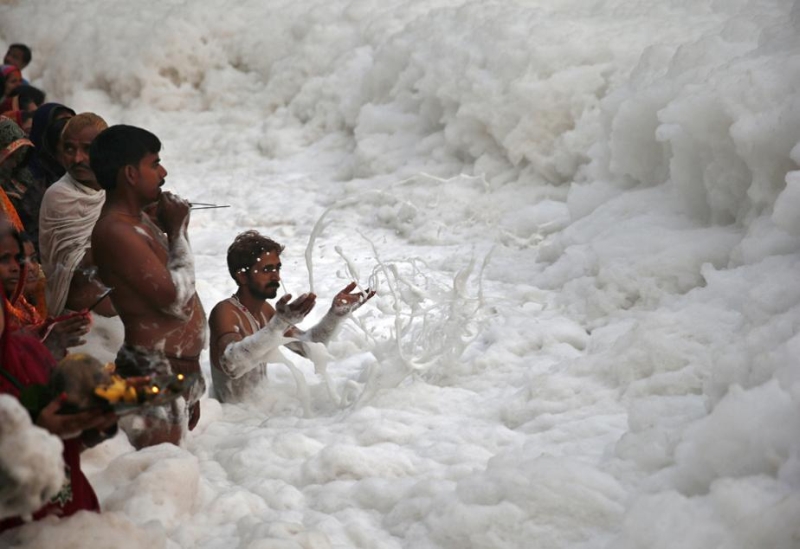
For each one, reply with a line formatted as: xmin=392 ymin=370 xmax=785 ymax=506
xmin=209 ymin=299 xmax=244 ymax=334
xmin=93 ymin=214 xmax=130 ymax=245
xmin=93 ymin=215 xmax=155 ymax=252
xmin=209 ymin=299 xmax=237 ymax=327
xmin=209 ymin=299 xmax=245 ymax=345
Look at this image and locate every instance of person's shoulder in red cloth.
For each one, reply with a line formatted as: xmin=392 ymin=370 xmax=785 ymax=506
xmin=0 ymin=255 xmax=115 ymax=532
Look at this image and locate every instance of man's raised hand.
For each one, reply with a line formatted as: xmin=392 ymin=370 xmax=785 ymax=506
xmin=330 ymin=282 xmax=375 ymax=316
xmin=274 ymin=292 xmax=317 ymax=325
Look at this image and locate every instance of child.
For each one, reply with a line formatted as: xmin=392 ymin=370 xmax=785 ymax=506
xmin=3 ymin=44 xmax=31 ymax=72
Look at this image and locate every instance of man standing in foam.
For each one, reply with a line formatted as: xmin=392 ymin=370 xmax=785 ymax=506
xmin=209 ymin=230 xmax=374 ymax=403
xmin=39 ymin=113 xmax=115 ymax=316
xmin=90 ymin=125 xmax=206 ymax=448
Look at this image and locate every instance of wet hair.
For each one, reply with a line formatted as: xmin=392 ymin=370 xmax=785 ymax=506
xmin=7 ymin=44 xmax=32 ymax=66
xmin=227 ymin=230 xmax=284 ymax=280
xmin=8 ymin=85 xmax=45 ymax=110
xmin=89 ymin=124 xmax=161 ymax=191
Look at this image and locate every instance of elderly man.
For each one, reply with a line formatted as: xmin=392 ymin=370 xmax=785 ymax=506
xmin=209 ymin=230 xmax=374 ymax=403
xmin=90 ymin=124 xmax=206 ymax=448
xmin=39 ymin=113 xmax=115 ymax=317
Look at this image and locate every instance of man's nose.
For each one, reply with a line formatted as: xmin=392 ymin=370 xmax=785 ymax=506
xmin=75 ymin=147 xmax=89 ymax=165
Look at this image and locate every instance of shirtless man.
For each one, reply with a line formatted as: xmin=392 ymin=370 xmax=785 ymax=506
xmin=209 ymin=230 xmax=374 ymax=403
xmin=89 ymin=125 xmax=206 ymax=448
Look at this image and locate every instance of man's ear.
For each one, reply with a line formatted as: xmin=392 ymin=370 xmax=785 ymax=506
xmin=122 ymin=164 xmax=137 ymax=187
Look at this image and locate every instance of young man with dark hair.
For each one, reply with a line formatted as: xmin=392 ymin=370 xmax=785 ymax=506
xmin=90 ymin=124 xmax=206 ymax=448
xmin=209 ymin=230 xmax=374 ymax=403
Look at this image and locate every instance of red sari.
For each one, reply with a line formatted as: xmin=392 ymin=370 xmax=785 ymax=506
xmin=0 ymin=297 xmax=99 ymax=532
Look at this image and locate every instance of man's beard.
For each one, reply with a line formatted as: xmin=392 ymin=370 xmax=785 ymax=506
xmin=248 ymin=280 xmax=280 ymax=301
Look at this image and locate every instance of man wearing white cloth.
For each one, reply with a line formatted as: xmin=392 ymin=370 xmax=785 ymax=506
xmin=39 ymin=113 xmax=115 ymax=316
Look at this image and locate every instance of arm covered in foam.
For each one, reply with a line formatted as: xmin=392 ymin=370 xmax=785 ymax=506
xmin=214 ymin=293 xmax=315 ymax=379
xmin=164 ymin=226 xmax=196 ymax=318
xmin=292 ymin=282 xmax=375 ymax=348
xmin=217 ymin=315 xmax=291 ymax=379
xmin=297 ymin=310 xmax=344 ymax=345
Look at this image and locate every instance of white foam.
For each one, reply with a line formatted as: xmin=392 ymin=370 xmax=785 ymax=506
xmin=1 ymin=0 xmax=797 ymax=546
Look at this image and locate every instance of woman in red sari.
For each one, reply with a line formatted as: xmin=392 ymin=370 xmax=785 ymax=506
xmin=0 ymin=224 xmax=90 ymax=360
xmin=0 ymin=217 xmax=116 ymax=532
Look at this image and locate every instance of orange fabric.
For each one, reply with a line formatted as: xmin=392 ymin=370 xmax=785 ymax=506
xmin=0 ymin=187 xmax=22 ymax=230
xmin=0 ymin=285 xmax=101 ymax=532
xmin=0 ymin=135 xmax=33 ymax=165
xmin=5 ymin=294 xmax=43 ymax=333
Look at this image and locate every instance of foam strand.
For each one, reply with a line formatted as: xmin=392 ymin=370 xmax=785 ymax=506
xmin=477 ymin=245 xmax=494 ymax=308
xmin=334 ymin=245 xmax=367 ymax=293
xmin=304 ymin=196 xmax=361 ymax=294
xmin=303 ymin=181 xmax=434 ymax=293
xmin=297 ymin=179 xmax=494 ymax=408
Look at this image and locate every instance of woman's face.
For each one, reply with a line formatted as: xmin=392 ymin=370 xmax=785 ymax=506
xmin=3 ymin=71 xmax=21 ymax=96
xmin=0 ymin=234 xmax=21 ymax=296
xmin=0 ymin=146 xmax=28 ymax=178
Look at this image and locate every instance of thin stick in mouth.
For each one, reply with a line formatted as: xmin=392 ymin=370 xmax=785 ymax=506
xmin=189 ymin=203 xmax=231 ymax=210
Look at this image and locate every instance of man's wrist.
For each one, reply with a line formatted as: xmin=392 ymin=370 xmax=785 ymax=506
xmin=269 ymin=314 xmax=292 ymax=331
